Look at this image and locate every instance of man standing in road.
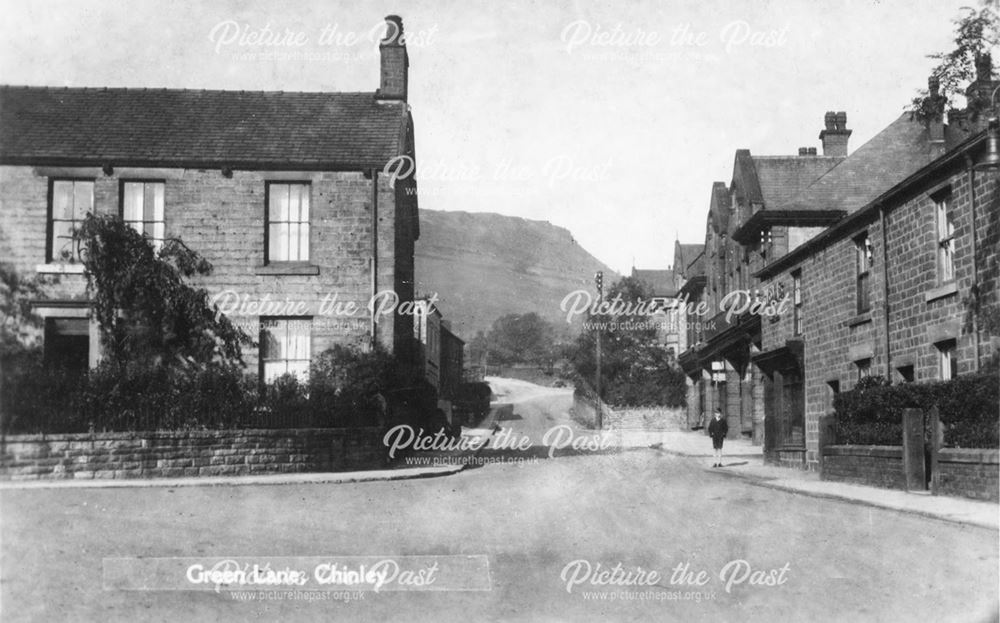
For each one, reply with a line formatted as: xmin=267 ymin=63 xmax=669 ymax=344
xmin=709 ymin=409 xmax=728 ymax=467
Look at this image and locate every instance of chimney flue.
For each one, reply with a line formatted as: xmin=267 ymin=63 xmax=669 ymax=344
xmin=819 ymin=110 xmax=851 ymax=157
xmin=377 ymin=15 xmax=408 ymax=102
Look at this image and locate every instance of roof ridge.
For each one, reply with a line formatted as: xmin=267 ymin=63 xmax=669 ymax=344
xmin=0 ymin=84 xmax=379 ymax=96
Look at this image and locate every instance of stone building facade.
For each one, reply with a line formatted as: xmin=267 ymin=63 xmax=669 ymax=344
xmin=758 ymin=129 xmax=999 ymax=468
xmin=677 ymin=56 xmax=999 ymax=459
xmin=0 ymin=16 xmax=422 ymax=381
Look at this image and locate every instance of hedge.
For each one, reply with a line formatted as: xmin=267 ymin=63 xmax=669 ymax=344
xmin=833 ymin=373 xmax=999 ymax=448
xmin=1 ymin=345 xmax=411 ymax=434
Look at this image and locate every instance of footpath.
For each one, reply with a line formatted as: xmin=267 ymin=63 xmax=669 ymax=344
xmin=634 ymin=429 xmax=998 ymax=531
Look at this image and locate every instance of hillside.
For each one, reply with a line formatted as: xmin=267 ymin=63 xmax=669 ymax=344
xmin=414 ymin=209 xmax=618 ymax=341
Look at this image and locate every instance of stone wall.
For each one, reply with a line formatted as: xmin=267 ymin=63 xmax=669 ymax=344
xmin=0 ymin=428 xmax=386 ymax=481
xmin=821 ymin=445 xmax=907 ymax=490
xmin=571 ymin=391 xmax=684 ymax=431
xmin=822 ymin=444 xmax=999 ymax=502
xmin=936 ymin=448 xmax=999 ymax=502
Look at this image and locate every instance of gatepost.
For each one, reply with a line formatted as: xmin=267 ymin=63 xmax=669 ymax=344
xmin=902 ymin=408 xmax=926 ymax=492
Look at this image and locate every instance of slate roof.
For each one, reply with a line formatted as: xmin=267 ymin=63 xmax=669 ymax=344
xmin=783 ymin=113 xmax=933 ymax=213
xmin=708 ymin=182 xmax=730 ymax=234
xmin=675 ymin=243 xmax=704 ymax=276
xmin=0 ymin=86 xmax=409 ymax=168
xmin=751 ymin=154 xmax=844 ymax=210
xmin=631 ymin=268 xmax=679 ymax=297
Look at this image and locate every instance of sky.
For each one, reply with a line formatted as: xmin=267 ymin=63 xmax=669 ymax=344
xmin=0 ymin=0 xmax=987 ymax=274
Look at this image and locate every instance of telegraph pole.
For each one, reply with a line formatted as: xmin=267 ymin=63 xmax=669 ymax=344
xmin=595 ymin=270 xmax=603 ymax=430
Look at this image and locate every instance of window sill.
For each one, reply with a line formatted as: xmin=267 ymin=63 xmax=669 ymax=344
xmin=255 ymin=263 xmax=320 ymax=276
xmin=924 ymin=281 xmax=958 ymax=303
xmin=36 ymin=263 xmax=85 ymax=274
xmin=844 ymin=312 xmax=871 ymax=328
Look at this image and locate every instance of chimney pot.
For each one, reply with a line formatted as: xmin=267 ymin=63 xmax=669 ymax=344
xmin=798 ymin=147 xmax=808 ymax=156
xmin=975 ymin=52 xmax=993 ymax=82
xmin=819 ymin=110 xmax=851 ymax=157
xmin=807 ymin=147 xmax=817 ymax=156
xmin=928 ymin=76 xmax=940 ymax=97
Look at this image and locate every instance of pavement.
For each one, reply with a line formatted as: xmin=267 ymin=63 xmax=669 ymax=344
xmin=631 ymin=429 xmax=1000 ymax=531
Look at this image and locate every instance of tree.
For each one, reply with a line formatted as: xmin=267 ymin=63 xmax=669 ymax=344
xmin=75 ymin=214 xmax=251 ymax=368
xmin=467 ymin=330 xmax=489 ymax=366
xmin=485 ymin=312 xmax=556 ymax=365
xmin=568 ymin=276 xmax=686 ymax=407
xmin=909 ymin=2 xmax=999 ymax=121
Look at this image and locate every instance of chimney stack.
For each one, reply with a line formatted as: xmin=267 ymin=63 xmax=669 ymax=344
xmin=966 ymin=53 xmax=999 ymax=117
xmin=927 ymin=76 xmax=946 ymax=157
xmin=377 ymin=15 xmax=408 ymax=102
xmin=819 ymin=111 xmax=851 ymax=157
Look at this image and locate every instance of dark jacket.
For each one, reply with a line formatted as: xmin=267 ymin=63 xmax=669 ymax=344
xmin=708 ymin=416 xmax=728 ymax=441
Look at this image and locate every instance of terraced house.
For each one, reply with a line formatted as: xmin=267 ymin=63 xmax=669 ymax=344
xmin=0 ymin=16 xmax=421 ymax=382
xmin=678 ymin=116 xmax=849 ymax=443
xmin=755 ymin=69 xmax=1000 ymax=470
xmin=678 ymin=57 xmax=1000 ymax=471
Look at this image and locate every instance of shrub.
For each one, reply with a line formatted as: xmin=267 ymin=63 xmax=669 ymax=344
xmin=833 ymin=373 xmax=999 ymax=448
xmin=73 ymin=360 xmax=256 ymax=432
xmin=310 ymin=344 xmax=414 ymax=427
xmin=1 ymin=349 xmax=87 ymax=434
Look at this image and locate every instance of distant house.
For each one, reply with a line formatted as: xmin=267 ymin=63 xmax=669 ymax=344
xmin=629 ymin=267 xmax=682 ymax=355
xmin=412 ymin=297 xmax=465 ymax=425
xmin=0 ymin=16 xmax=422 ymax=382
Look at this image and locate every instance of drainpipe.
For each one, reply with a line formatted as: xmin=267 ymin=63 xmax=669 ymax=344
xmin=371 ymin=168 xmax=379 ymax=349
xmin=879 ymin=204 xmax=891 ymax=379
xmin=966 ymin=156 xmax=980 ymax=372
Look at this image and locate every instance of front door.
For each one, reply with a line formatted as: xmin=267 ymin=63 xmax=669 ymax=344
xmin=781 ymin=368 xmax=804 ymax=448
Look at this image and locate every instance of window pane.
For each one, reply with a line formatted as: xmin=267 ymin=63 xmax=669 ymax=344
xmin=299 ymin=223 xmax=310 ymax=261
xmin=260 ymin=322 xmax=283 ymax=360
xmin=51 ymin=220 xmax=75 ymax=260
xmin=269 ymin=184 xmax=289 ymax=221
xmin=287 ymin=223 xmax=301 ymax=261
xmin=288 ymin=184 xmax=301 ymax=222
xmin=52 ymin=181 xmax=74 ymax=219
xmin=291 ymin=323 xmax=310 ymax=359
xmin=287 ymin=360 xmax=309 ymax=384
xmin=123 ymin=183 xmax=143 ymax=222
xmin=269 ymin=223 xmax=288 ymax=262
xmin=73 ymin=182 xmax=93 ymax=219
xmin=151 ymin=183 xmax=165 ymax=221
xmin=298 ymin=186 xmax=309 ymax=221
xmin=143 ymin=184 xmax=156 ymax=221
xmin=263 ymin=361 xmax=286 ymax=384
xmin=152 ymin=222 xmax=165 ymax=245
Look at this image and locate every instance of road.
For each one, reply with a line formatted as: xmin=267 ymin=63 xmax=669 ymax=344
xmin=1 ymin=379 xmax=997 ymax=622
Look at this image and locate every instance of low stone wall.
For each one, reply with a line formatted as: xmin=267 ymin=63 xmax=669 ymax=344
xmin=821 ymin=445 xmax=907 ymax=490
xmin=571 ymin=392 xmax=684 ymax=431
xmin=0 ymin=428 xmax=386 ymax=481
xmin=604 ymin=407 xmax=685 ymax=431
xmin=936 ymin=448 xmax=999 ymax=502
xmin=767 ymin=448 xmax=808 ymax=470
xmin=821 ymin=444 xmax=999 ymax=502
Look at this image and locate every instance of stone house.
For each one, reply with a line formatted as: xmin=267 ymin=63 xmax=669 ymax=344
xmin=0 ymin=16 xmax=422 ymax=383
xmin=678 ymin=115 xmax=849 ymax=442
xmin=755 ymin=73 xmax=999 ymax=468
xmin=629 ymin=267 xmax=682 ymax=355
